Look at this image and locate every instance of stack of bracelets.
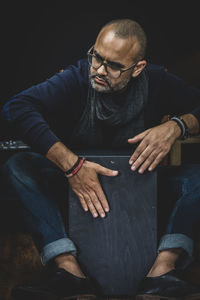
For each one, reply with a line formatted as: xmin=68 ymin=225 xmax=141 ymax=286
xmin=64 ymin=157 xmax=86 ymax=178
xmin=170 ymin=116 xmax=190 ymax=140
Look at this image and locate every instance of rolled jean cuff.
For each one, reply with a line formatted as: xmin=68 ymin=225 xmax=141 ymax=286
xmin=40 ymin=238 xmax=77 ymax=265
xmin=158 ymin=233 xmax=194 ymax=269
xmin=158 ymin=233 xmax=194 ymax=256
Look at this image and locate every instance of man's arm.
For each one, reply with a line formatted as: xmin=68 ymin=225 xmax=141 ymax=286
xmin=46 ymin=141 xmax=118 ymax=218
xmin=180 ymin=113 xmax=199 ymax=135
xmin=1 ymin=60 xmax=88 ymax=154
xmin=128 ymin=113 xmax=199 ymax=173
xmin=1 ymin=61 xmax=118 ymax=218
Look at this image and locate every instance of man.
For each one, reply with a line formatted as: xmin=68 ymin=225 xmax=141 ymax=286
xmin=1 ymin=18 xmax=200 ymax=300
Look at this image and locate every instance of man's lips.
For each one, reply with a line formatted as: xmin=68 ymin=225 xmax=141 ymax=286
xmin=94 ymin=76 xmax=107 ymax=85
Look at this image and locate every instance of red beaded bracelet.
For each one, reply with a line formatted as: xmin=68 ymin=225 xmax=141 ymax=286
xmin=64 ymin=157 xmax=85 ymax=178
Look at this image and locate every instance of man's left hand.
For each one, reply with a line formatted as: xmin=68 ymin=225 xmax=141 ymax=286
xmin=128 ymin=121 xmax=181 ymax=173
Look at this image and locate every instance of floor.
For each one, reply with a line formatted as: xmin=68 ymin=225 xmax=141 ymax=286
xmin=1 ymin=233 xmax=200 ymax=300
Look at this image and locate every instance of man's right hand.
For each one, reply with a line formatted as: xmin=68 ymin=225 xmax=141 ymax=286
xmin=67 ymin=160 xmax=118 ymax=218
xmin=46 ymin=142 xmax=118 ymax=218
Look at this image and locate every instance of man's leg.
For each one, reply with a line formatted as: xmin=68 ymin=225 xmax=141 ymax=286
xmin=136 ymin=164 xmax=200 ymax=299
xmin=2 ymin=152 xmax=98 ymax=299
xmin=150 ymin=164 xmax=200 ymax=276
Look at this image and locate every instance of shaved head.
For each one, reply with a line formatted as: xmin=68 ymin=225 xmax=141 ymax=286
xmin=90 ymin=19 xmax=147 ymax=93
xmin=97 ymin=19 xmax=147 ymax=61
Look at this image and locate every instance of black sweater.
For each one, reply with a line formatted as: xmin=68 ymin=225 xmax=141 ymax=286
xmin=1 ymin=59 xmax=200 ymax=154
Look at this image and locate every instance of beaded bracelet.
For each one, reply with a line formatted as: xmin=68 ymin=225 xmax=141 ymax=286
xmin=64 ymin=157 xmax=85 ymax=178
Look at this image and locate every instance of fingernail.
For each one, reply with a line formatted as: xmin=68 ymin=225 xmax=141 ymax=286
xmin=131 ymin=165 xmax=136 ymax=171
xmin=129 ymin=160 xmax=133 ymax=165
xmin=105 ymin=208 xmax=109 ymax=212
xmin=101 ymin=213 xmax=105 ymax=218
xmin=94 ymin=213 xmax=98 ymax=218
xmin=139 ymin=169 xmax=143 ymax=174
xmin=112 ymin=170 xmax=118 ymax=175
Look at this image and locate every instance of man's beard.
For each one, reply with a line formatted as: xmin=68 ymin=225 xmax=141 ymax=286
xmin=89 ymin=72 xmax=132 ymax=93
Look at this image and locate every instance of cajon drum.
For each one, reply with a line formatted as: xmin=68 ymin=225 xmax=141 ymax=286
xmin=68 ymin=155 xmax=157 ymax=296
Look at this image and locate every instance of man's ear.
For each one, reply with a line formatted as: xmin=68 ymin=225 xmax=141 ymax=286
xmin=132 ymin=60 xmax=147 ymax=78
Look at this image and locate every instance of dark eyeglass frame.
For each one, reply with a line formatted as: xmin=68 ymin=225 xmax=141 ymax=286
xmin=87 ymin=45 xmax=139 ymax=79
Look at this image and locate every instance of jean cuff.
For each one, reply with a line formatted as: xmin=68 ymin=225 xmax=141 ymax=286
xmin=40 ymin=238 xmax=77 ymax=265
xmin=158 ymin=233 xmax=194 ymax=269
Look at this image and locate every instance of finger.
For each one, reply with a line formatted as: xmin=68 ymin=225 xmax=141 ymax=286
xmin=128 ymin=129 xmax=150 ymax=144
xmin=130 ymin=146 xmax=154 ymax=172
xmin=148 ymin=152 xmax=166 ymax=171
xmin=93 ymin=181 xmax=110 ymax=212
xmin=78 ymin=194 xmax=89 ymax=212
xmin=88 ymin=190 xmax=106 ymax=218
xmin=129 ymin=140 xmax=149 ymax=166
xmin=84 ymin=194 xmax=98 ymax=218
xmin=137 ymin=151 xmax=159 ymax=174
xmin=95 ymin=164 xmax=118 ymax=177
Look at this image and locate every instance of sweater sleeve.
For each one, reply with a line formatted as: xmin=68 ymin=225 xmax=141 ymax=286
xmin=160 ymin=70 xmax=200 ymax=123
xmin=1 ymin=59 xmax=88 ymax=154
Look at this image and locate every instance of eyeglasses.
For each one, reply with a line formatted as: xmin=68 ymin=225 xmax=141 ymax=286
xmin=87 ymin=46 xmax=139 ymax=79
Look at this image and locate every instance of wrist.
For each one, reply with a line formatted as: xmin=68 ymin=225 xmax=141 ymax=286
xmin=168 ymin=120 xmax=182 ymax=139
xmin=64 ymin=157 xmax=86 ymax=178
xmin=62 ymin=153 xmax=79 ymax=171
xmin=46 ymin=141 xmax=79 ymax=171
xmin=169 ymin=116 xmax=191 ymax=140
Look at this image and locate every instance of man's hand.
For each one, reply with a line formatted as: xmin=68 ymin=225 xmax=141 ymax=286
xmin=128 ymin=121 xmax=182 ymax=173
xmin=68 ymin=160 xmax=118 ymax=218
xmin=46 ymin=141 xmax=118 ymax=219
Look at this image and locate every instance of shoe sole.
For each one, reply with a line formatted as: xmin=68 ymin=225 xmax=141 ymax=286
xmin=136 ymin=293 xmax=200 ymax=300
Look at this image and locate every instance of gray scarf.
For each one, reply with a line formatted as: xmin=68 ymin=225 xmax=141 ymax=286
xmin=70 ymin=68 xmax=149 ymax=150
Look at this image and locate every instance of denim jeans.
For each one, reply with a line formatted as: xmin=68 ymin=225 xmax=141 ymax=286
xmin=2 ymin=152 xmax=200 ymax=266
xmin=157 ymin=165 xmax=200 ymax=267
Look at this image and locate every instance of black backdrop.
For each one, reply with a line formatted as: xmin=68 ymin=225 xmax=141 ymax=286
xmin=1 ymin=1 xmax=200 ymax=138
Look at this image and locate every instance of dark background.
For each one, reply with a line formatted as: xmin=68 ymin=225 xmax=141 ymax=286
xmin=1 ymin=0 xmax=200 ymax=138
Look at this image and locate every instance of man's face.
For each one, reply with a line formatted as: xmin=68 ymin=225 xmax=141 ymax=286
xmin=89 ymin=29 xmax=139 ymax=93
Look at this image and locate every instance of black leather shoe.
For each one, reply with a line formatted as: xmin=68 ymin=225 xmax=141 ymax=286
xmin=135 ymin=270 xmax=200 ymax=300
xmin=11 ymin=268 xmax=100 ymax=300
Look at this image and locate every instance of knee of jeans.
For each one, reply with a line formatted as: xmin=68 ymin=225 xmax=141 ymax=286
xmin=177 ymin=164 xmax=200 ymax=178
xmin=171 ymin=164 xmax=200 ymax=195
xmin=2 ymin=152 xmax=41 ymax=179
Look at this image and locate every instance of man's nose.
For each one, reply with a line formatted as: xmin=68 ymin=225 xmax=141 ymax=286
xmin=97 ymin=64 xmax=108 ymax=76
